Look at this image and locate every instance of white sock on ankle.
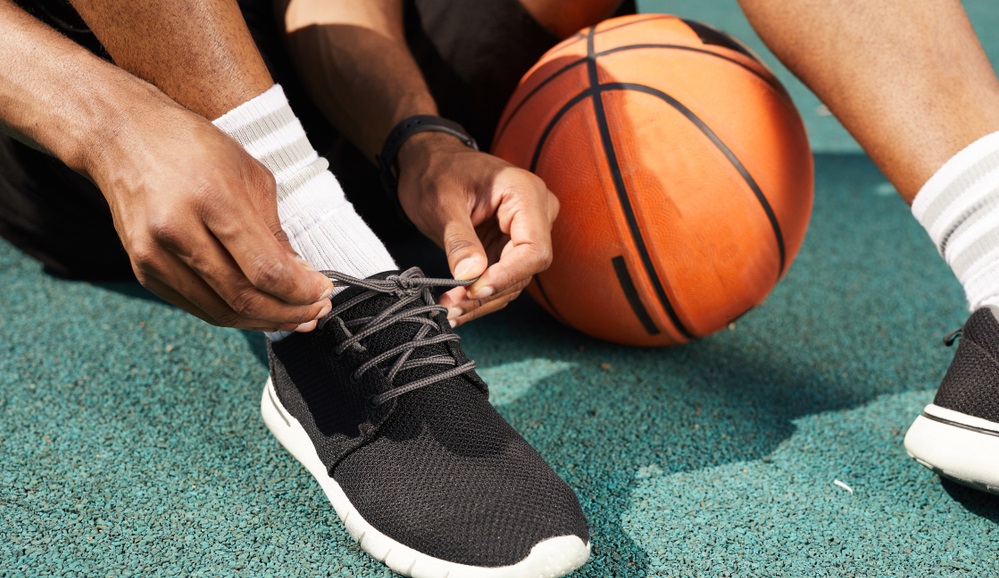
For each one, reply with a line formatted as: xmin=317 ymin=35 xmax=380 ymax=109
xmin=212 ymin=85 xmax=397 ymax=339
xmin=913 ymin=131 xmax=999 ymax=311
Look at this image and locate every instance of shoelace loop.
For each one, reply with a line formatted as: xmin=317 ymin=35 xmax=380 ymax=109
xmin=321 ymin=268 xmax=478 ymax=407
xmin=943 ymin=328 xmax=963 ymax=347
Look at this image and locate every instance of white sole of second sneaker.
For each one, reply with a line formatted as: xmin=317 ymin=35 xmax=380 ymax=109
xmin=260 ymin=378 xmax=591 ymax=578
xmin=904 ymin=404 xmax=999 ymax=494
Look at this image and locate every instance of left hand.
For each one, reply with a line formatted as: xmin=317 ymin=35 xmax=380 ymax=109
xmin=395 ymin=132 xmax=559 ymax=327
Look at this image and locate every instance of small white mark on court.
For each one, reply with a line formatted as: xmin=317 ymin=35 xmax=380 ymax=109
xmin=833 ymin=479 xmax=854 ymax=494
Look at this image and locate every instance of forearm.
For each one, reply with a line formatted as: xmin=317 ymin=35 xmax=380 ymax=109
xmin=0 ymin=0 xmax=168 ymax=176
xmin=280 ymin=0 xmax=438 ymax=161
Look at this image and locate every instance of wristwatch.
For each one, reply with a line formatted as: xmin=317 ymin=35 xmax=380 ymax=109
xmin=376 ymin=115 xmax=479 ymax=221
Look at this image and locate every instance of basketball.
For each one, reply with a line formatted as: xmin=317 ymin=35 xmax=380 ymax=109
xmin=492 ymin=14 xmax=814 ymax=347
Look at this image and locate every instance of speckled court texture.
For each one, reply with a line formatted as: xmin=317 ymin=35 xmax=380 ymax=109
xmin=4 ymin=2 xmax=999 ymax=577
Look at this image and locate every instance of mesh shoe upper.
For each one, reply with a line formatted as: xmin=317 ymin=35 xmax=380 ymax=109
xmin=934 ymin=307 xmax=999 ymax=422
xmin=268 ymin=269 xmax=589 ymax=567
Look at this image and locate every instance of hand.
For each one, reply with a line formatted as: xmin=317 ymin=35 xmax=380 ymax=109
xmin=85 ymin=90 xmax=334 ymax=332
xmin=396 ymin=133 xmax=559 ymax=327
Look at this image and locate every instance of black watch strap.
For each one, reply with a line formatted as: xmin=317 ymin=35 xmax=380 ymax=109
xmin=376 ymin=115 xmax=479 ymax=221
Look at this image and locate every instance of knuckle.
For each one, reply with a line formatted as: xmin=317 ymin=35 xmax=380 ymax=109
xmin=473 ymin=295 xmax=496 ymax=310
xmin=538 ymin=246 xmax=554 ymax=270
xmin=248 ymin=256 xmax=288 ymax=290
xmin=248 ymin=160 xmax=277 ymax=195
xmin=230 ymin=287 xmax=262 ymax=317
xmin=271 ymin=227 xmax=291 ymax=246
xmin=147 ymin=215 xmax=184 ymax=247
xmin=293 ymin=308 xmax=319 ymax=324
xmin=131 ymin=267 xmax=153 ymax=287
xmin=186 ymin=176 xmax=227 ymax=215
xmin=213 ymin=310 xmax=242 ymax=328
xmin=443 ymin=232 xmax=478 ymax=258
xmin=528 ymin=172 xmax=547 ymax=189
xmin=510 ymin=171 xmax=546 ymax=197
xmin=129 ymin=243 xmax=161 ymax=276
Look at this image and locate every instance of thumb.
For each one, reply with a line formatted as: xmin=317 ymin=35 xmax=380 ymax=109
xmin=443 ymin=217 xmax=488 ymax=281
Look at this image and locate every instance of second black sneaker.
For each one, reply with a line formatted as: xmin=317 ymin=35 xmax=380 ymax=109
xmin=905 ymin=306 xmax=999 ymax=493
xmin=261 ymin=268 xmax=590 ymax=577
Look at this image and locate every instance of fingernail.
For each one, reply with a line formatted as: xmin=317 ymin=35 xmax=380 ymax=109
xmin=449 ymin=318 xmax=458 ymax=328
xmin=318 ymin=302 xmax=332 ymax=318
xmin=295 ymin=320 xmax=318 ymax=333
xmin=320 ymin=282 xmax=335 ymax=300
xmin=447 ymin=306 xmax=462 ymax=320
xmin=471 ymin=286 xmax=494 ymax=299
xmin=453 ymin=257 xmax=480 ymax=280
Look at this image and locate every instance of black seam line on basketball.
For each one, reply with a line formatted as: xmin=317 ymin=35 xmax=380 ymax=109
xmin=545 ymin=14 xmax=676 ymax=58
xmin=599 ymin=44 xmax=779 ymax=90
xmin=494 ymin=42 xmax=779 ymax=147
xmin=922 ymin=411 xmax=999 ymax=438
xmin=612 ymin=256 xmax=660 ymax=335
xmin=532 ymin=276 xmax=571 ymax=326
xmin=527 ymin=89 xmax=689 ymax=335
xmin=586 ymin=32 xmax=695 ymax=340
xmin=609 ymin=81 xmax=787 ymax=276
xmin=526 ymin=79 xmax=786 ymax=329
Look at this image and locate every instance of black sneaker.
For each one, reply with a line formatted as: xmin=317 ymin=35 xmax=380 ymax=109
xmin=260 ymin=268 xmax=590 ymax=577
xmin=905 ymin=306 xmax=999 ymax=493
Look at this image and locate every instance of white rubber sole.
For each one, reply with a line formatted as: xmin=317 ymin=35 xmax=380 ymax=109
xmin=904 ymin=403 xmax=999 ymax=494
xmin=260 ymin=378 xmax=591 ymax=578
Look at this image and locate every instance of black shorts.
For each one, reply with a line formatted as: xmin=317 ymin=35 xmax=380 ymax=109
xmin=0 ymin=0 xmax=634 ymax=279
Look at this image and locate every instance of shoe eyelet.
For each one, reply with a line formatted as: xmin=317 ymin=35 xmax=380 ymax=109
xmin=367 ymin=396 xmax=379 ymax=408
xmin=350 ymin=371 xmax=361 ymax=382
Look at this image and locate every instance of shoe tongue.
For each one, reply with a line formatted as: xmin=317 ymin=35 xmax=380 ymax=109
xmin=331 ymin=269 xmax=458 ymax=389
xmin=966 ymin=306 xmax=999 ymax=355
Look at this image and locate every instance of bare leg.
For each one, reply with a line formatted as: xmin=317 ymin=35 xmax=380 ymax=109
xmin=739 ymin=0 xmax=999 ymax=202
xmin=68 ymin=0 xmax=272 ymax=119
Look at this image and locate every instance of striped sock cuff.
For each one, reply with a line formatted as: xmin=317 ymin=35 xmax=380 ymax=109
xmin=211 ymin=85 xmax=318 ymax=185
xmin=912 ymin=131 xmax=999 ymax=309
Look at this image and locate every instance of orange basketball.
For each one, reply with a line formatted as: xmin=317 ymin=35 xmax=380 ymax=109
xmin=492 ymin=14 xmax=814 ymax=347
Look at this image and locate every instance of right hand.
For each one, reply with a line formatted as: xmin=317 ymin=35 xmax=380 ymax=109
xmin=85 ymin=92 xmax=334 ymax=332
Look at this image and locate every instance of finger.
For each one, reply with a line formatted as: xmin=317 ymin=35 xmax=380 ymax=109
xmin=440 ymin=210 xmax=489 ymax=281
xmin=546 ymin=189 xmax=560 ymax=224
xmin=443 ymin=277 xmax=529 ymax=325
xmin=469 ymin=240 xmax=546 ymax=302
xmin=450 ymin=291 xmax=521 ymax=327
xmin=172 ymin=225 xmax=333 ymax=326
xmin=438 ymin=285 xmax=466 ymax=309
xmin=140 ymin=270 xmax=304 ymax=332
xmin=204 ymin=180 xmax=334 ymax=305
xmin=469 ymin=187 xmax=554 ymax=299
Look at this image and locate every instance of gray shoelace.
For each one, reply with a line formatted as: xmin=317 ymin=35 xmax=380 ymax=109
xmin=322 ymin=267 xmax=477 ymax=407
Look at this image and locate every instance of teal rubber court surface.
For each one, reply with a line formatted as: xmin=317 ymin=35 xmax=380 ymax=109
xmin=3 ymin=2 xmax=999 ymax=576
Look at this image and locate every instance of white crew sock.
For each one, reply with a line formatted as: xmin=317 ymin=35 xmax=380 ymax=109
xmin=912 ymin=131 xmax=999 ymax=311
xmin=212 ymin=85 xmax=397 ymax=339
